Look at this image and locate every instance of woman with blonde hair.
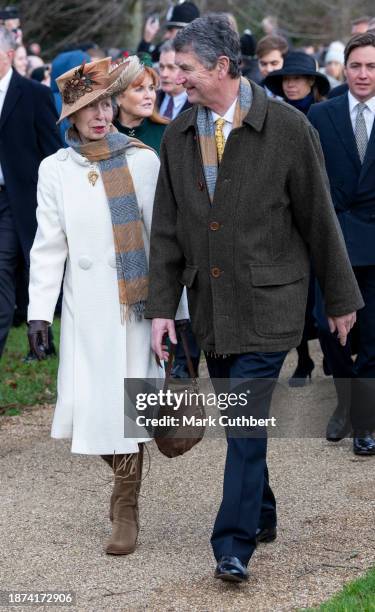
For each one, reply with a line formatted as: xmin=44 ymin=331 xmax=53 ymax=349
xmin=114 ymin=59 xmax=169 ymax=153
xmin=27 ymin=56 xmax=165 ymax=555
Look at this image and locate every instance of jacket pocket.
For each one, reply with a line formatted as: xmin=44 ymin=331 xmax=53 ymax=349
xmin=250 ymin=264 xmax=308 ymax=338
xmin=179 ymin=265 xmax=198 ymax=288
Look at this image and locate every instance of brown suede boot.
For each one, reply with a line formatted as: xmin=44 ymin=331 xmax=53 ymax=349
xmin=105 ymin=445 xmax=144 ymax=555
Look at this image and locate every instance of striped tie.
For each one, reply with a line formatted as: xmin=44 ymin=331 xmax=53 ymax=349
xmin=355 ymin=102 xmax=368 ymax=164
xmin=215 ymin=117 xmax=226 ymax=164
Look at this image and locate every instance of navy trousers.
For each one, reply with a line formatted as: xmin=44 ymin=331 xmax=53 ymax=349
xmin=205 ymin=350 xmax=287 ymax=565
xmin=315 ymin=266 xmax=375 ymax=432
xmin=0 ymin=190 xmax=23 ymax=358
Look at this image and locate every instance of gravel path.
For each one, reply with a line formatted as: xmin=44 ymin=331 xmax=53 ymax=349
xmin=1 ymin=342 xmax=374 ymax=612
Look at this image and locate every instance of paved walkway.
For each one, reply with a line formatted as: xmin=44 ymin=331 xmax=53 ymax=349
xmin=1 ymin=343 xmax=374 ymax=611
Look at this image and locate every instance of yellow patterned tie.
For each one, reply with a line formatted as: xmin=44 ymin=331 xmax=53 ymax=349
xmin=215 ymin=117 xmax=226 ymax=164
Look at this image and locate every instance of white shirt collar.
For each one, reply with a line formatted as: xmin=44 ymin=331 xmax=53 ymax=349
xmin=211 ymin=97 xmax=238 ymax=125
xmin=0 ymin=67 xmax=13 ymax=94
xmin=169 ymin=90 xmax=187 ymax=106
xmin=348 ymin=90 xmax=375 ymax=114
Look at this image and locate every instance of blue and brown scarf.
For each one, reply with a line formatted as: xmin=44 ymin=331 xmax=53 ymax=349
xmin=66 ymin=125 xmax=151 ymax=321
xmin=196 ymin=76 xmax=253 ymax=202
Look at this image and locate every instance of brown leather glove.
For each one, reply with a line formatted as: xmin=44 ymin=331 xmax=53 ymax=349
xmin=27 ymin=320 xmax=50 ymax=360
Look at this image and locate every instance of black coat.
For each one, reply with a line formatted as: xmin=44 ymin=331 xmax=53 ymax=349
xmin=308 ymin=93 xmax=375 ymax=266
xmin=0 ymin=70 xmax=62 ymax=261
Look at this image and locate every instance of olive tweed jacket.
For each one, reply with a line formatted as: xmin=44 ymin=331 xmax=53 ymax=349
xmin=145 ymin=82 xmax=363 ymax=354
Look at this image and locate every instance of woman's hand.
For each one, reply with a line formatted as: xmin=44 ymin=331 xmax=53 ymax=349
xmin=27 ymin=320 xmax=50 ymax=360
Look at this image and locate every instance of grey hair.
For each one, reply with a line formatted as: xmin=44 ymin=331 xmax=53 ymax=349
xmin=0 ymin=25 xmax=17 ymax=52
xmin=159 ymin=40 xmax=175 ymax=55
xmin=172 ymin=14 xmax=241 ymax=78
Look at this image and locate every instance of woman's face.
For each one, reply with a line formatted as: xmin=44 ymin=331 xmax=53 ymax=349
xmin=326 ymin=61 xmax=343 ymax=80
xmin=13 ymin=46 xmax=27 ymax=76
xmin=282 ymin=75 xmax=315 ymax=100
xmin=71 ymin=98 xmax=113 ymax=142
xmin=116 ymin=74 xmax=156 ymax=120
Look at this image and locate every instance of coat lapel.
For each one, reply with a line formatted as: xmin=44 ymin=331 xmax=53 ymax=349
xmin=0 ymin=71 xmax=22 ymax=132
xmin=359 ymin=118 xmax=375 ymax=180
xmin=327 ymin=94 xmax=361 ymax=171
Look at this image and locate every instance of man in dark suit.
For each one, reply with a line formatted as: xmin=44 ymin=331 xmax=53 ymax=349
xmin=146 ymin=15 xmax=362 ymax=582
xmin=308 ymin=32 xmax=375 ymax=455
xmin=0 ymin=26 xmax=61 ymax=357
xmin=157 ymin=40 xmax=192 ymax=119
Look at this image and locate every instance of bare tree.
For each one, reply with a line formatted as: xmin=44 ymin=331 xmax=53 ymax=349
xmin=15 ymin=0 xmax=375 ymax=59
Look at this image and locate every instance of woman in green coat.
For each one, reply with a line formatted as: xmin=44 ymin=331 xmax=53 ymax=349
xmin=114 ymin=57 xmax=169 ymax=154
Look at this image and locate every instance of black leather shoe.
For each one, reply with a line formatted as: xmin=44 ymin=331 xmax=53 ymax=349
xmin=353 ymin=433 xmax=375 ymax=456
xmin=256 ymin=525 xmax=277 ymax=543
xmin=326 ymin=405 xmax=351 ymax=442
xmin=214 ymin=556 xmax=248 ymax=583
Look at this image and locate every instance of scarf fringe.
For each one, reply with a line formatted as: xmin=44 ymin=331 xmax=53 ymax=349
xmin=120 ymin=301 xmax=146 ymax=324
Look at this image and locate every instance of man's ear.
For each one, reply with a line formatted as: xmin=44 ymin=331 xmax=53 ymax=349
xmin=216 ymin=56 xmax=230 ymax=79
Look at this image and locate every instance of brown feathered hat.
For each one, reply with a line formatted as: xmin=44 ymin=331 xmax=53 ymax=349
xmin=56 ymin=55 xmax=144 ymax=123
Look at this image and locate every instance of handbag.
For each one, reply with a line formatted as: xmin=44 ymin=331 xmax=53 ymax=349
xmin=154 ymin=322 xmax=205 ymax=458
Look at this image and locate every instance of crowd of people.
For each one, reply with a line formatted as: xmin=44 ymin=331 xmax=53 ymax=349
xmin=0 ymin=1 xmax=374 ymax=584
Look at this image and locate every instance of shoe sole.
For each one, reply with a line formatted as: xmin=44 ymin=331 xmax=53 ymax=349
xmin=256 ymin=534 xmax=277 ymax=544
xmin=215 ymin=573 xmax=247 ymax=583
xmin=353 ymin=449 xmax=375 ymax=456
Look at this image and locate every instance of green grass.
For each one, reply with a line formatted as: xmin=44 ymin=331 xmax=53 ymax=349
xmin=302 ymin=566 xmax=375 ymax=611
xmin=0 ymin=320 xmax=60 ymax=414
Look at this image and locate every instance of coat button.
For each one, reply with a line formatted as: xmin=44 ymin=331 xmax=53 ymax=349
xmin=78 ymin=256 xmax=92 ymax=270
xmin=209 ymin=221 xmax=220 ymax=231
xmin=198 ymin=181 xmax=204 ymax=191
xmin=211 ymin=266 xmax=221 ymax=278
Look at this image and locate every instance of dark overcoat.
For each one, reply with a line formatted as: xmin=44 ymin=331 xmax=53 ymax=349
xmin=308 ymin=93 xmax=375 ymax=266
xmin=0 ymin=70 xmax=61 ymax=262
xmin=145 ymin=82 xmax=364 ymax=354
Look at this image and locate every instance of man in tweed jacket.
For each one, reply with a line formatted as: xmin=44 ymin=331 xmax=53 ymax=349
xmin=145 ymin=15 xmax=363 ymax=583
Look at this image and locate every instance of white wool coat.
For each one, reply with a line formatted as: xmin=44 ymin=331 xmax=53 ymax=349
xmin=28 ymin=145 xmax=185 ymax=455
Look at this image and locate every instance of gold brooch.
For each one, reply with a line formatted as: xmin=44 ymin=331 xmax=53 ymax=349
xmin=88 ymin=166 xmax=99 ymax=186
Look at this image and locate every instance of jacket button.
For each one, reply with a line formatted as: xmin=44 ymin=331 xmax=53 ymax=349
xmin=78 ymin=256 xmax=92 ymax=270
xmin=211 ymin=267 xmax=221 ymax=278
xmin=209 ymin=221 xmax=220 ymax=231
xmin=198 ymin=181 xmax=204 ymax=191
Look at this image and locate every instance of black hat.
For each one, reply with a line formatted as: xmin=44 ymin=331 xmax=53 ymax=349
xmin=240 ymin=30 xmax=256 ymax=57
xmin=264 ymin=51 xmax=330 ymax=97
xmin=0 ymin=5 xmax=19 ymax=20
xmin=166 ymin=1 xmax=200 ymax=29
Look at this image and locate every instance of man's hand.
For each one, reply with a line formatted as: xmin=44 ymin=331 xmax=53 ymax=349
xmin=143 ymin=16 xmax=160 ymax=43
xmin=327 ymin=312 xmax=357 ymax=346
xmin=27 ymin=320 xmax=50 ymax=360
xmin=151 ymin=318 xmax=177 ymax=363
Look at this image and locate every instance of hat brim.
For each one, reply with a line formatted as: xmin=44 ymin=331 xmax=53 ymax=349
xmin=57 ymin=59 xmax=137 ymax=124
xmin=264 ymin=69 xmax=330 ymax=98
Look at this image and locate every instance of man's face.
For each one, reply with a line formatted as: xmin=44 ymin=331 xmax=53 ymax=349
xmin=345 ymin=45 xmax=375 ymax=102
xmin=159 ymin=50 xmax=185 ymax=96
xmin=258 ymin=49 xmax=284 ymax=78
xmin=175 ymin=49 xmax=220 ymax=107
xmin=0 ymin=47 xmax=13 ymax=79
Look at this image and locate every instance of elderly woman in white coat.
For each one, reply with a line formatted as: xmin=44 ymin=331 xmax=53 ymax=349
xmin=27 ymin=56 xmax=165 ymax=556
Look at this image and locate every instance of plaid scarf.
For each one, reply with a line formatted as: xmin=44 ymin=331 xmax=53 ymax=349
xmin=66 ymin=125 xmax=151 ymax=321
xmin=196 ymin=77 xmax=253 ymax=202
